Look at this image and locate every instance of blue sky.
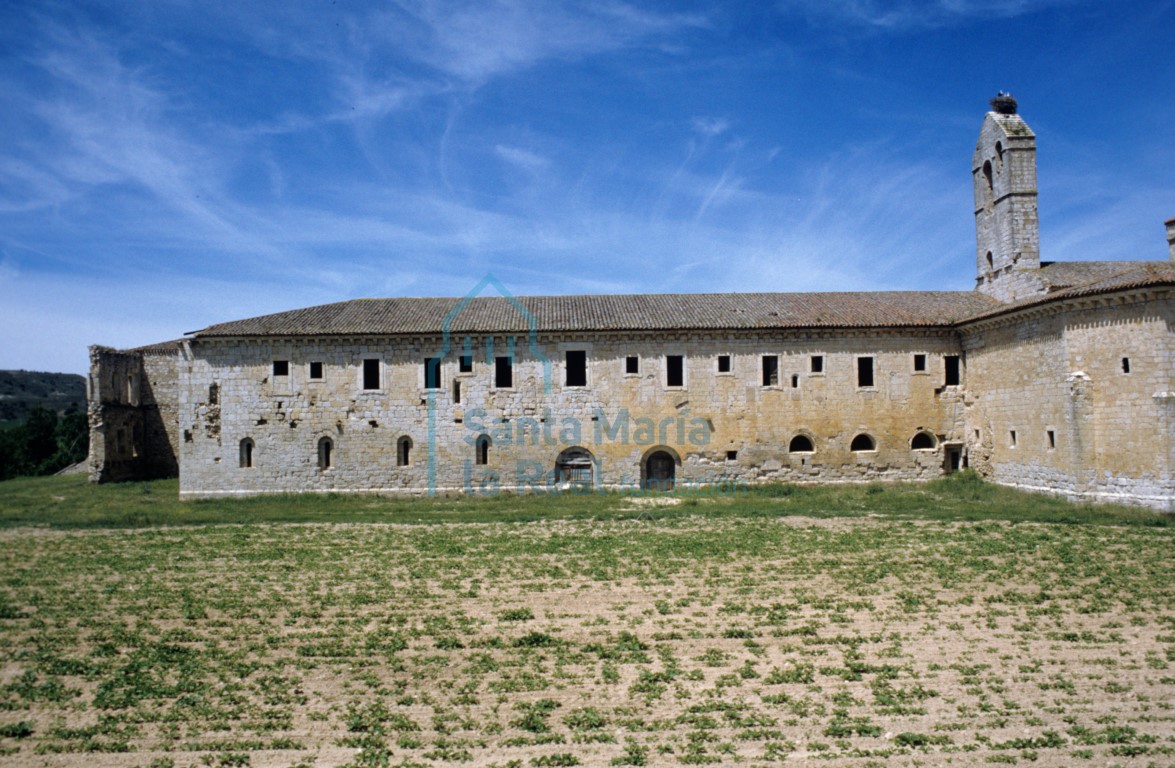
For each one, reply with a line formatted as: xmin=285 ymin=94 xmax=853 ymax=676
xmin=2 ymin=0 xmax=1173 ymax=375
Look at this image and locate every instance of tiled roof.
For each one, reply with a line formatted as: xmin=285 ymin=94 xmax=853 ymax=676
xmin=1037 ymin=260 xmax=1164 ymax=291
xmin=190 ymin=291 xmax=1003 ymax=337
xmin=181 ymin=260 xmax=1174 ymax=340
xmin=963 ymin=262 xmax=1175 ymax=324
xmin=127 ymin=339 xmax=184 ymax=355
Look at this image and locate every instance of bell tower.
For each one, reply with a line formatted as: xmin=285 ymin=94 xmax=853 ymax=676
xmin=974 ymin=93 xmax=1042 ymax=301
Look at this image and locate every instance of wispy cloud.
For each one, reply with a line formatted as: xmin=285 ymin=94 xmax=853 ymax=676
xmin=775 ymin=0 xmax=1086 ymax=29
xmin=375 ymin=0 xmax=707 ymax=83
xmin=494 ymin=145 xmax=551 ymax=173
xmin=691 ymin=117 xmax=730 ymax=138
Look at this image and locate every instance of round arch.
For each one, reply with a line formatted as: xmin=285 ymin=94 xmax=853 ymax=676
xmin=850 ymin=433 xmax=876 ymax=453
xmin=641 ymin=446 xmax=680 ymax=491
xmin=555 ymin=446 xmax=596 ymax=488
xmin=788 ymin=433 xmax=816 ymax=453
xmin=910 ymin=431 xmax=937 ymax=451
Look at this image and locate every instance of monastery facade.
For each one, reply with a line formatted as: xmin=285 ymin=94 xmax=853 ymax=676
xmin=87 ymin=100 xmax=1175 ymax=510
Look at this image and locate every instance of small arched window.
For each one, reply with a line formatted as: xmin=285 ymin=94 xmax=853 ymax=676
xmin=788 ymin=435 xmax=815 ymax=453
xmin=850 ymin=433 xmax=876 ymax=452
xmin=397 ymin=436 xmax=412 ymax=467
xmin=911 ymin=431 xmax=936 ymax=451
xmin=318 ymin=437 xmax=333 ymax=470
xmin=475 ymin=435 xmax=490 ymax=466
xmin=995 ymin=141 xmax=1004 ymax=169
xmin=985 ymin=251 xmax=994 ymax=271
xmin=239 ymin=438 xmax=254 ymax=468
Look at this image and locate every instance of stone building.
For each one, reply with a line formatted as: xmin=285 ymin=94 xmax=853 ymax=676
xmin=88 ymin=99 xmax=1175 ymax=510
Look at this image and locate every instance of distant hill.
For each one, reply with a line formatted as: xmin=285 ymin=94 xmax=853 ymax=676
xmin=0 ymin=370 xmax=86 ymax=424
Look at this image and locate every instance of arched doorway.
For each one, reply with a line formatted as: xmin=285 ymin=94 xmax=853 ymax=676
xmin=643 ymin=450 xmax=676 ymax=491
xmin=555 ymin=447 xmax=595 ymax=488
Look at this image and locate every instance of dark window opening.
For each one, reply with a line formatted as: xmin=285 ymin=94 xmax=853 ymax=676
xmin=625 ymin=356 xmax=639 ymax=375
xmin=1010 ymin=430 xmax=1018 ymax=448
xmin=811 ymin=355 xmax=824 ymax=373
xmin=982 ymin=160 xmax=993 ymax=195
xmin=791 ymin=374 xmax=799 ymax=389
xmin=476 ymin=435 xmax=490 ymax=465
xmin=495 ymin=357 xmax=513 ymax=388
xmin=209 ymin=383 xmax=219 ymax=404
xmin=566 ymin=350 xmax=587 ymax=387
xmin=850 ymin=433 xmax=876 ymax=452
xmin=239 ymin=438 xmax=254 ymax=468
xmin=453 ymin=379 xmax=461 ymax=403
xmin=985 ymin=251 xmax=994 ymax=271
xmin=309 ymin=362 xmax=324 ymax=380
xmin=556 ymin=447 xmax=594 ymax=485
xmin=717 ymin=355 xmax=731 ymax=373
xmin=857 ymin=357 xmax=874 ymax=388
xmin=666 ymin=355 xmax=684 ymax=387
xmin=913 ymin=354 xmax=926 ymax=372
xmin=362 ymin=359 xmax=380 ymax=390
xmin=762 ymin=355 xmax=779 ymax=386
xmin=944 ymin=355 xmax=961 ymax=386
xmin=911 ymin=432 xmax=935 ymax=450
xmin=1121 ymin=357 xmax=1130 ymax=374
xmin=273 ymin=360 xmax=289 ymax=377
xmin=1047 ymin=430 xmax=1056 ymax=450
xmin=459 ymin=354 xmax=473 ymax=373
xmin=726 ymin=450 xmax=738 ymax=461
xmin=424 ymin=357 xmax=442 ymax=389
xmin=789 ymin=435 xmax=814 ymax=453
xmin=318 ymin=437 xmax=333 ymax=469
xmin=397 ymin=436 xmax=412 ymax=466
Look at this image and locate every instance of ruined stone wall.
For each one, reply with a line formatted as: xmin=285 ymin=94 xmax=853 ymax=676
xmin=140 ymin=350 xmax=180 ymax=478
xmin=87 ymin=345 xmax=180 ymax=482
xmin=87 ymin=347 xmax=143 ymax=483
xmin=962 ymin=290 xmax=1174 ymax=510
xmin=178 ymin=331 xmax=967 ymax=498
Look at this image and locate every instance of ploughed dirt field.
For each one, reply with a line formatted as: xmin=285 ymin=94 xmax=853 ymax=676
xmin=0 ymin=516 xmax=1172 ymax=767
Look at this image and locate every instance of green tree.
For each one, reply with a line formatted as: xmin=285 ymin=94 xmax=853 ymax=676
xmin=23 ymin=407 xmax=59 ymax=473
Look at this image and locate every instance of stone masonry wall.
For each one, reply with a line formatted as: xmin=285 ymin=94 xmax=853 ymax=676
xmin=178 ymin=331 xmax=967 ymax=498
xmin=962 ymin=291 xmax=1174 ymax=511
xmin=88 ymin=346 xmax=180 ymax=482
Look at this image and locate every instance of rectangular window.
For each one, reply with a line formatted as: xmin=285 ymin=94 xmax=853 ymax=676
xmin=791 ymin=374 xmax=799 ymax=389
xmin=717 ymin=355 xmax=731 ymax=373
xmin=1010 ymin=430 xmax=1018 ymax=448
xmin=1047 ymin=429 xmax=1056 ymax=449
xmin=726 ymin=450 xmax=738 ymax=461
xmin=495 ymin=356 xmax=513 ymax=388
xmin=273 ymin=360 xmax=289 ymax=377
xmin=460 ymin=354 xmax=473 ymax=373
xmin=625 ymin=356 xmax=639 ymax=375
xmin=424 ymin=358 xmax=442 ymax=389
xmin=944 ymin=355 xmax=961 ymax=386
xmin=666 ymin=355 xmax=684 ymax=387
xmin=913 ymin=354 xmax=926 ymax=372
xmin=453 ymin=380 xmax=461 ymax=404
xmin=565 ymin=350 xmax=587 ymax=387
xmin=1121 ymin=357 xmax=1130 ymax=374
xmin=857 ymin=357 xmax=874 ymax=388
xmin=811 ymin=355 xmax=824 ymax=374
xmin=309 ymin=361 xmax=323 ymax=380
xmin=762 ymin=355 xmax=779 ymax=386
xmin=362 ymin=359 xmax=380 ymax=390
